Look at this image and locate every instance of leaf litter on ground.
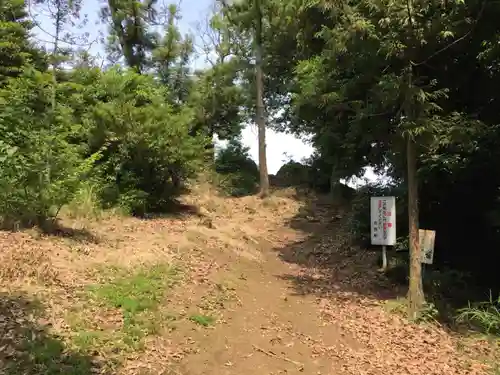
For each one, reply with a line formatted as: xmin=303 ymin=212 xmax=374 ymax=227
xmin=0 ymin=187 xmax=498 ymax=374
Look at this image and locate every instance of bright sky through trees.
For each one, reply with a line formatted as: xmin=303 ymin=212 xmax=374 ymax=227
xmin=32 ymin=0 xmax=374 ymax=183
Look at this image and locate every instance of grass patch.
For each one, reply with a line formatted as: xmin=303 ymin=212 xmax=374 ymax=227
xmin=69 ymin=311 xmax=177 ymax=354
xmin=15 ymin=334 xmax=96 ymax=375
xmin=457 ymin=293 xmax=500 ymax=335
xmin=68 ymin=264 xmax=180 ymax=356
xmin=383 ymin=297 xmax=408 ymax=316
xmin=72 ymin=329 xmax=128 ymax=352
xmin=189 ymin=314 xmax=216 ymax=327
xmin=64 ymin=182 xmax=103 ymax=220
xmin=89 ymin=264 xmax=178 ymax=314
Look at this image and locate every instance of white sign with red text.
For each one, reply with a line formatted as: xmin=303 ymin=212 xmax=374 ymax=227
xmin=370 ymin=196 xmax=396 ymax=246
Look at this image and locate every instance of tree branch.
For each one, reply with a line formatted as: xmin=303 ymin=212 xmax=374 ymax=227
xmin=413 ymin=0 xmax=487 ymax=66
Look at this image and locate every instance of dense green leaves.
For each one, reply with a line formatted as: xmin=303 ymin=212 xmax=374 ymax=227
xmin=0 ymin=0 xmax=251 ymax=223
xmin=0 ymin=0 xmax=45 ymax=82
xmin=0 ymin=69 xmax=98 ymax=227
xmin=78 ymin=68 xmax=209 ymax=214
xmin=190 ymin=61 xmax=246 ymax=140
xmin=215 ymin=137 xmax=259 ymax=196
xmin=256 ymin=0 xmax=500 ymax=289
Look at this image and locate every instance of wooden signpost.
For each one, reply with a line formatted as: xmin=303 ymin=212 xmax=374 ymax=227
xmin=419 ymin=229 xmax=436 ymax=264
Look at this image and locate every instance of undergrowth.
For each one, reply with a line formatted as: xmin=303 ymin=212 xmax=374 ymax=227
xmin=89 ymin=264 xmax=179 ymax=313
xmin=65 ymin=182 xmax=103 ymax=220
xmin=69 ymin=264 xmax=180 ymax=356
xmin=457 ymin=292 xmax=500 ymax=335
xmin=214 ymin=137 xmax=259 ymax=197
xmin=383 ymin=297 xmax=439 ymax=323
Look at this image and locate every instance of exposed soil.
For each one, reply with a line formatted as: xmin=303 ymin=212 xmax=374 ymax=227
xmin=0 ymin=186 xmax=498 ymax=375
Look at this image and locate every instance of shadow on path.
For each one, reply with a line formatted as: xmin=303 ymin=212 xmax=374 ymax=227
xmin=0 ymin=292 xmax=104 ymax=375
xmin=274 ymin=192 xmax=406 ymax=302
xmin=273 ymin=190 xmax=499 ymax=333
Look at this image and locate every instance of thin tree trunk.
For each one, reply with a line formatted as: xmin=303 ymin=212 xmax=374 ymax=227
xmin=403 ymin=0 xmax=425 ymax=313
xmin=254 ymin=0 xmax=269 ymax=197
xmin=407 ymin=132 xmax=424 ymax=319
xmin=47 ymin=1 xmax=62 ymax=188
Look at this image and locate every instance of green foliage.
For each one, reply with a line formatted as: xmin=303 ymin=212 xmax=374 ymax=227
xmin=90 ymin=264 xmax=178 ymax=315
xmin=189 ymin=61 xmax=245 ymax=140
xmin=415 ymin=302 xmax=440 ymax=323
xmin=72 ymin=67 xmax=209 ymax=215
xmin=65 ymin=181 xmax=104 ymax=220
xmin=0 ymin=0 xmax=250 ymax=223
xmin=0 ymin=62 xmax=208 ymax=223
xmin=0 ymin=0 xmax=46 ymax=82
xmin=0 ymin=69 xmax=99 ymax=228
xmin=152 ymin=4 xmax=195 ymax=104
xmin=87 ymin=265 xmax=178 ymax=348
xmin=457 ymin=294 xmax=500 ymax=335
xmin=274 ymin=161 xmax=310 ymax=187
xmin=101 ymin=0 xmax=157 ymax=73
xmin=215 ymin=138 xmax=259 ymax=197
xmin=257 ymin=0 xmax=500 ymax=291
xmin=66 ymin=265 xmax=180 ymax=356
xmin=103 ymin=0 xmax=244 ymax=140
xmin=383 ymin=297 xmax=438 ymax=323
xmin=189 ymin=314 xmax=216 ymax=327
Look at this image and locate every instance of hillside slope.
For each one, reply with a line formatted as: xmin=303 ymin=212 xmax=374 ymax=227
xmin=0 ymin=187 xmax=497 ymax=375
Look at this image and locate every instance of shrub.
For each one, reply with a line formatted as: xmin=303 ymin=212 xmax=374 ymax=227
xmin=0 ymin=67 xmax=209 ymax=224
xmin=215 ymin=138 xmax=259 ymax=197
xmin=0 ymin=70 xmax=98 ymax=228
xmin=65 ymin=181 xmax=104 ymax=220
xmin=76 ymin=68 xmax=209 ymax=215
xmin=274 ymin=161 xmax=310 ymax=187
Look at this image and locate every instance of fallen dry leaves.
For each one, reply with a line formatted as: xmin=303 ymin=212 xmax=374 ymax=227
xmin=284 ymin=198 xmax=498 ymax=375
xmin=319 ymin=295 xmax=490 ymax=375
xmin=0 ymin=187 xmax=498 ymax=375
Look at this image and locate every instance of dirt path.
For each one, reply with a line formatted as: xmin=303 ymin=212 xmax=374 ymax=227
xmin=0 ymin=189 xmax=497 ymax=375
xmin=174 ymin=245 xmax=349 ymax=375
xmin=166 ymin=195 xmax=496 ymax=375
xmin=165 ymin=198 xmax=366 ymax=375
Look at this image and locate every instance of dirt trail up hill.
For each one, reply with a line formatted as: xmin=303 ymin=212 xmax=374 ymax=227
xmin=0 ymin=186 xmax=498 ymax=375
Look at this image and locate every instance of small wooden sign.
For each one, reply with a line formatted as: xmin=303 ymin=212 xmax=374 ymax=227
xmin=419 ymin=229 xmax=436 ymax=264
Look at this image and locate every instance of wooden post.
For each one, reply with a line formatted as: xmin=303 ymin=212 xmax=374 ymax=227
xmin=381 ymin=245 xmax=388 ymax=272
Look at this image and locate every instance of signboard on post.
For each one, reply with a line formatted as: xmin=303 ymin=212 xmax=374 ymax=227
xmin=419 ymin=229 xmax=436 ymax=264
xmin=370 ymin=196 xmax=396 ymax=246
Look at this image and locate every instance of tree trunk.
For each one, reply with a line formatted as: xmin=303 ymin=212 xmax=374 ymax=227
xmin=404 ymin=0 xmax=424 ymax=319
xmin=407 ymin=133 xmax=424 ymax=319
xmin=47 ymin=1 xmax=63 ymax=187
xmin=254 ymin=0 xmax=269 ymax=197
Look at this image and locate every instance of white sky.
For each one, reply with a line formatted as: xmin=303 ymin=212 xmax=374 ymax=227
xmin=32 ymin=0 xmax=377 ymax=184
